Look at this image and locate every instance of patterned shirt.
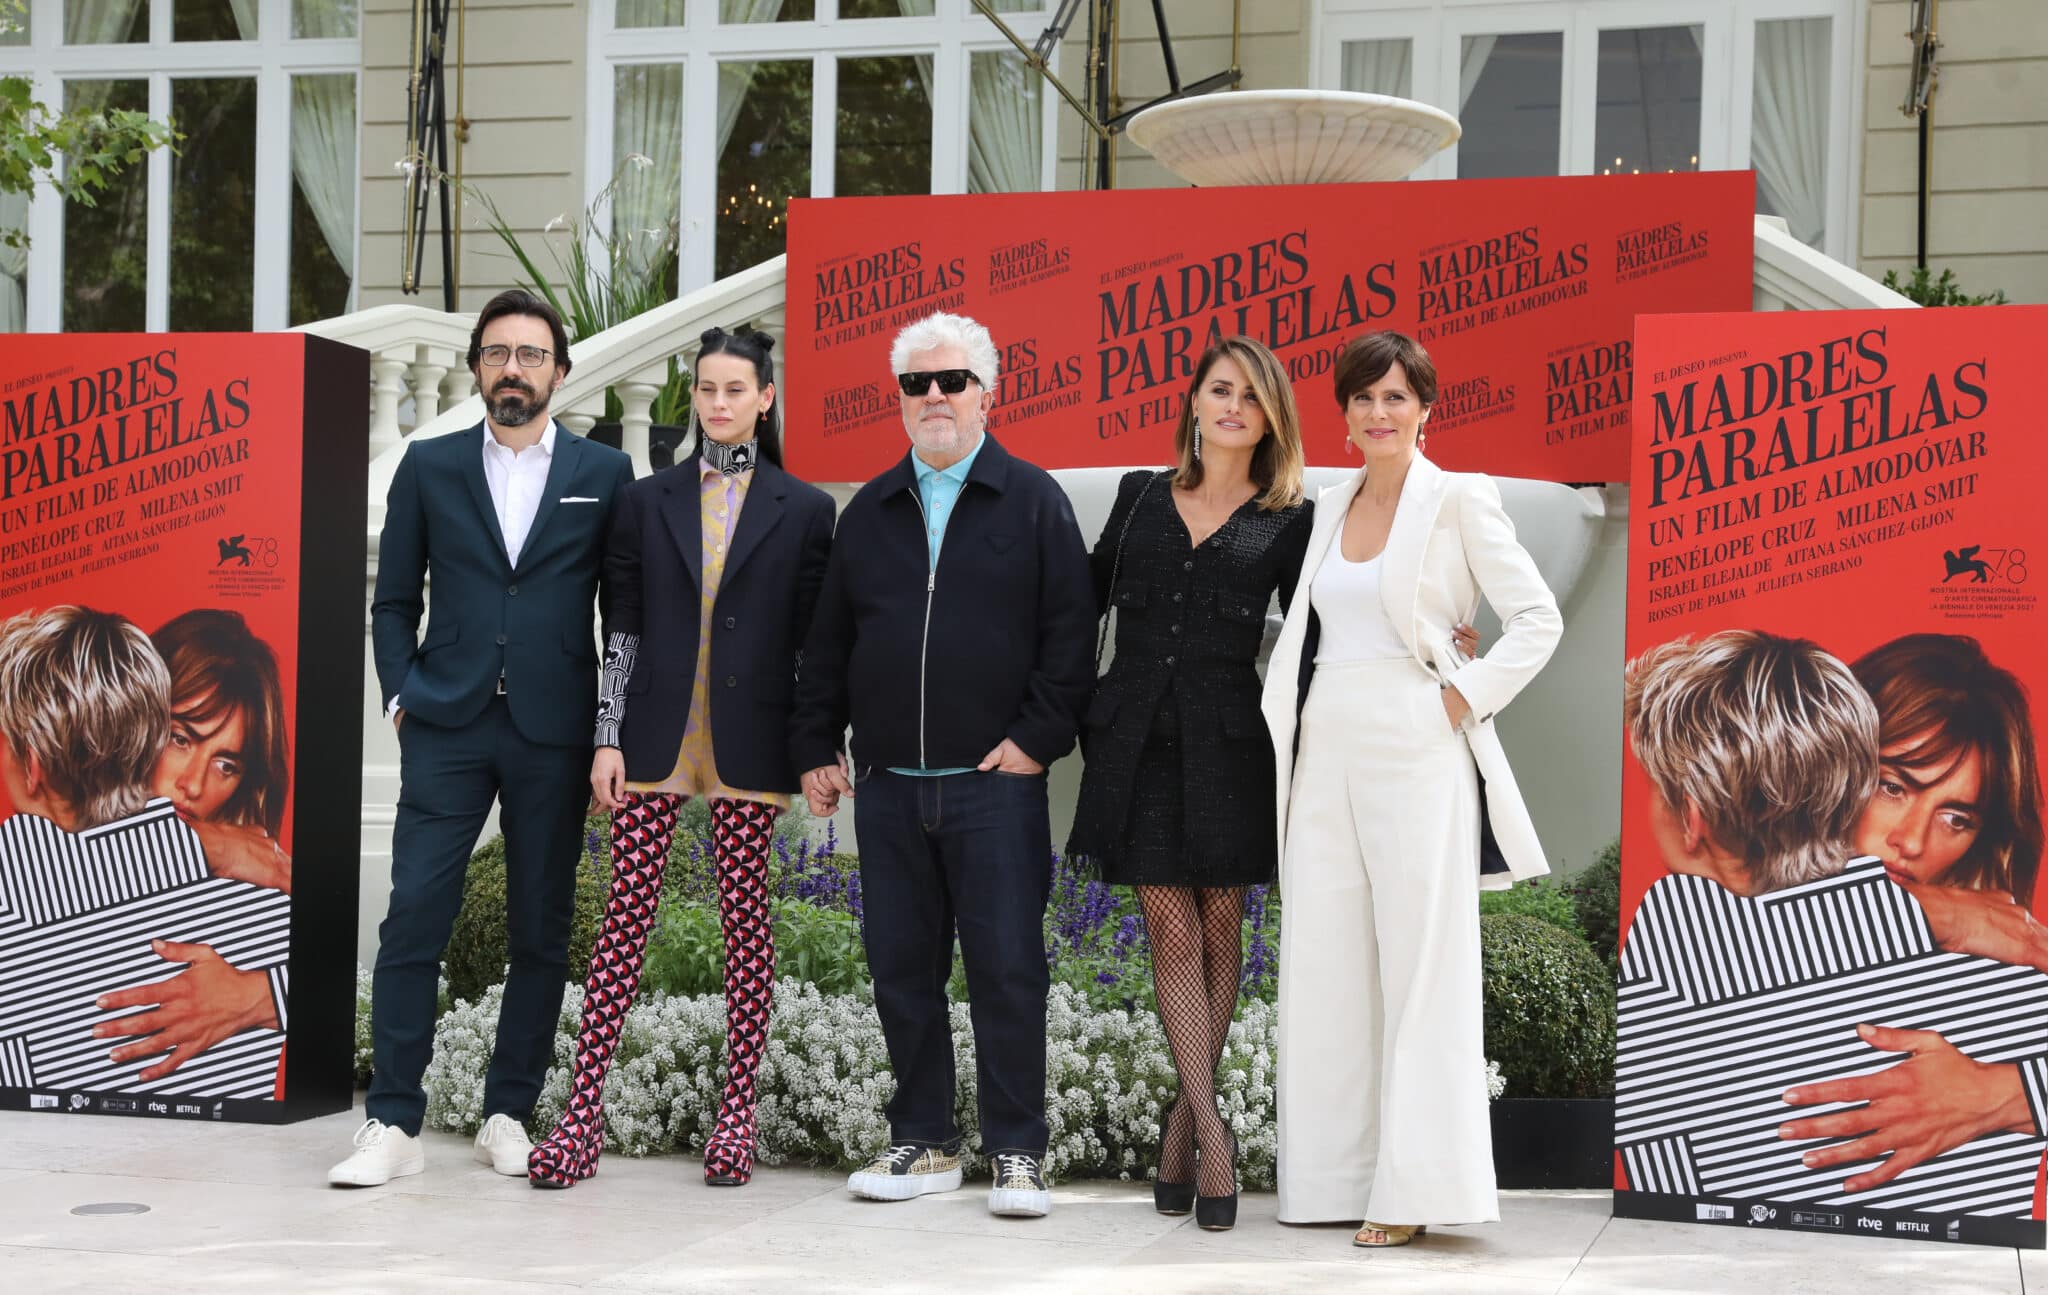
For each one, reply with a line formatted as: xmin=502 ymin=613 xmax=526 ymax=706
xmin=0 ymin=800 xmax=289 ymax=1097
xmin=1616 ymin=856 xmax=2048 ymax=1217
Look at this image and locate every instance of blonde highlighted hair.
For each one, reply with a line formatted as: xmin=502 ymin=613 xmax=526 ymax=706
xmin=0 ymin=605 xmax=170 ymax=829
xmin=1172 ymin=335 xmax=1304 ymax=511
xmin=1623 ymin=629 xmax=1878 ymax=894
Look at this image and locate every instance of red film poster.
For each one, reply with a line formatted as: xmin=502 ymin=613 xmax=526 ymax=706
xmin=1617 ymin=307 xmax=2048 ymax=1249
xmin=785 ymin=172 xmax=1752 ymax=482
xmin=0 ymin=334 xmax=364 ymax=1124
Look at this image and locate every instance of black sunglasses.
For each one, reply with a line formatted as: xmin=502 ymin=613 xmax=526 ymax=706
xmin=896 ymin=368 xmax=979 ymax=396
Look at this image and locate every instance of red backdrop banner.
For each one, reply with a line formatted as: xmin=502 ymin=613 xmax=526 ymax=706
xmin=1617 ymin=306 xmax=2048 ymax=1249
xmin=785 ymin=172 xmax=1753 ymax=482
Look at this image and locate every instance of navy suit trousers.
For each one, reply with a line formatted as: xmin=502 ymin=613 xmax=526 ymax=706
xmin=368 ymin=699 xmax=590 ymax=1135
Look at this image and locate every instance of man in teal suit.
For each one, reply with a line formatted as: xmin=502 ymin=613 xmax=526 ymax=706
xmin=332 ymin=290 xmax=635 ymax=1187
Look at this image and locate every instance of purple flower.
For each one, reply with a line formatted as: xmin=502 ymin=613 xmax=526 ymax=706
xmin=1095 ymin=969 xmax=1119 ymax=986
xmin=1113 ymin=914 xmax=1139 ymax=962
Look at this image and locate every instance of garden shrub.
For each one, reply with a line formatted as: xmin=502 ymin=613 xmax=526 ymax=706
xmin=642 ymin=897 xmax=868 ymax=998
xmin=1478 ymin=876 xmax=1581 ymax=937
xmin=1569 ymin=839 xmax=1622 ymax=969
xmin=1480 ymin=913 xmax=1615 ymax=1098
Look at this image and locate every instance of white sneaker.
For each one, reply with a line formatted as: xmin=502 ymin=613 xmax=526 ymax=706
xmin=474 ymin=1113 xmax=533 ymax=1176
xmin=328 ymin=1119 xmax=424 ymax=1187
xmin=987 ymin=1152 xmax=1051 ymax=1218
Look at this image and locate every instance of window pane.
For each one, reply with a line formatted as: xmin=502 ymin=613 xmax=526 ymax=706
xmin=1340 ymin=38 xmax=1412 ymax=98
xmin=716 ymin=59 xmax=810 ymax=280
xmin=613 ymin=63 xmax=684 ymax=296
xmin=1753 ymin=17 xmax=1831 ymax=249
xmin=1595 ymin=26 xmax=1701 ymax=176
xmin=294 ymin=0 xmax=359 ymax=39
xmin=1 ymin=3 xmax=27 ymax=45
xmin=65 ymin=1 xmax=146 ymax=43
xmin=836 ymin=55 xmax=932 ymax=199
xmin=175 ymin=0 xmax=249 ymax=41
xmin=616 ymin=0 xmax=685 ymax=27
xmin=63 ymin=79 xmax=148 ymax=330
xmin=170 ymin=76 xmax=257 ymax=330
xmin=721 ymin=0 xmax=813 ymax=22
xmin=289 ymin=73 xmax=355 ymax=326
xmin=969 ymin=49 xmax=1040 ymax=193
xmin=842 ymin=0 xmax=933 ymax=16
xmin=1456 ymin=32 xmax=1561 ymax=179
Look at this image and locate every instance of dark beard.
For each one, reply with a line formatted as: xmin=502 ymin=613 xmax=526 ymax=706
xmin=490 ymin=389 xmax=544 ymax=427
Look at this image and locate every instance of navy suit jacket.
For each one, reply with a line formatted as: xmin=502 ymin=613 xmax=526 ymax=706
xmin=372 ymin=421 xmax=636 ymax=747
xmin=604 ymin=453 xmax=835 ymax=791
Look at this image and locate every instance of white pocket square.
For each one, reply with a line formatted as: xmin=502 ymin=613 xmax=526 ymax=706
xmin=560 ymin=496 xmax=600 ymax=503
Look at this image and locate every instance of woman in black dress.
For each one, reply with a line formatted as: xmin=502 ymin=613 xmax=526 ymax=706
xmin=1068 ymin=336 xmax=1310 ymax=1230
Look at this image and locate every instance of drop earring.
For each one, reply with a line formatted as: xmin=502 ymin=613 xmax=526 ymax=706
xmin=1417 ymin=418 xmax=1429 ymax=452
xmin=1192 ymin=416 xmax=1203 ymax=462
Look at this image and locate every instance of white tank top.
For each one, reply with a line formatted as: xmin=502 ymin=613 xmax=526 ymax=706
xmin=1310 ymin=545 xmax=1410 ymax=663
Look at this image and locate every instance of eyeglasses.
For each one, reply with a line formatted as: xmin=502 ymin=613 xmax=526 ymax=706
xmin=478 ymin=344 xmax=553 ymax=368
xmin=896 ymin=369 xmax=979 ymax=396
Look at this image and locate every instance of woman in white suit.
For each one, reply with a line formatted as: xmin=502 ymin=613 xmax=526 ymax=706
xmin=1261 ymin=331 xmax=1562 ymax=1248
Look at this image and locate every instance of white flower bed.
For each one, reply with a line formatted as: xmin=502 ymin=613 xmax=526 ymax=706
xmin=395 ymin=975 xmax=1506 ymax=1189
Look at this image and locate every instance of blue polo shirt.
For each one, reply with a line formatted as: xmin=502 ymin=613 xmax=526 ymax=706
xmin=891 ymin=434 xmax=986 ymax=776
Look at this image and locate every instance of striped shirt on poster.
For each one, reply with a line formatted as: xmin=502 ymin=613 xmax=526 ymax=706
xmin=1617 ymin=857 xmax=2048 ymax=1218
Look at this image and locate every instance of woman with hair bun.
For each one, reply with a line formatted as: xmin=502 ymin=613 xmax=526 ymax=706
xmin=528 ymin=325 xmax=836 ymax=1190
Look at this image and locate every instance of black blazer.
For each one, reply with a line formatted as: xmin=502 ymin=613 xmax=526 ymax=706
xmin=604 ymin=452 xmax=835 ymax=792
xmin=372 ymin=422 xmax=634 ymax=746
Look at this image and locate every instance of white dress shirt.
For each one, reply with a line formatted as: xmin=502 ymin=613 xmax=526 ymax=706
xmin=481 ymin=418 xmax=557 ymax=567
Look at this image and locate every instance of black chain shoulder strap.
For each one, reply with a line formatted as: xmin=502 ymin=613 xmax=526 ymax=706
xmin=1096 ymin=470 xmax=1169 ymax=669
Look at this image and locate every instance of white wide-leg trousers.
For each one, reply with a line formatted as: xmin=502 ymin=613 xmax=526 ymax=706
xmin=1275 ymin=658 xmax=1498 ymax=1225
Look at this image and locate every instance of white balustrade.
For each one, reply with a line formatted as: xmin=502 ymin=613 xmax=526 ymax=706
xmin=408 ymin=346 xmax=453 ymax=425
xmin=615 ymin=369 xmax=663 ymax=478
xmin=367 ymin=355 xmax=410 ymax=460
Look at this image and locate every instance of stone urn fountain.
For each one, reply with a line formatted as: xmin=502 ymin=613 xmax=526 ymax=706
xmin=1124 ymin=89 xmax=1460 ymax=187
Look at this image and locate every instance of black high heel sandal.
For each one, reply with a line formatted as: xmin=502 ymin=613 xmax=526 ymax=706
xmin=1194 ymin=1127 xmax=1237 ymax=1231
xmin=1152 ymin=1100 xmax=1194 ymax=1215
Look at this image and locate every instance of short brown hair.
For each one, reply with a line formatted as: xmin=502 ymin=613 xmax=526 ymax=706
xmin=1625 ymin=630 xmax=1878 ymax=894
xmin=1172 ymin=336 xmax=1304 ymax=511
xmin=154 ymin=609 xmax=292 ymax=837
xmin=1333 ymin=330 xmax=1438 ymax=409
xmin=0 ymin=606 xmax=169 ymax=829
xmin=1853 ymin=633 xmax=2042 ymax=905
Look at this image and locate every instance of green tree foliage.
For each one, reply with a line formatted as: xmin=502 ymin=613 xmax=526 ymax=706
xmin=0 ymin=73 xmax=178 ymax=251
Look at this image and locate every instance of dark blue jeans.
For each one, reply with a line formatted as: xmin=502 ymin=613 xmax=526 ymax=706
xmin=854 ymin=768 xmax=1053 ymax=1157
xmin=369 ymin=699 xmax=590 ymax=1135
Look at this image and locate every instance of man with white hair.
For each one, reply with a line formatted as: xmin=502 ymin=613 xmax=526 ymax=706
xmin=791 ymin=311 xmax=1094 ymax=1218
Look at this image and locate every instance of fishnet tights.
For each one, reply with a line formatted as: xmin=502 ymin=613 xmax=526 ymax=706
xmin=1138 ymin=884 xmax=1246 ymax=1197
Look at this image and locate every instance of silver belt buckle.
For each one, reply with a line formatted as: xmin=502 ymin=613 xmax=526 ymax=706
xmin=495 ymin=676 xmax=507 ymax=695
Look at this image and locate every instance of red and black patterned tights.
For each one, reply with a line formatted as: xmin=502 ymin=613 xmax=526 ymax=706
xmin=527 ymin=793 xmax=781 ymax=1188
xmin=1138 ymin=884 xmax=1246 ymax=1198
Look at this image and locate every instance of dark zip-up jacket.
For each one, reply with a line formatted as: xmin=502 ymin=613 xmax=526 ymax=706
xmin=789 ymin=433 xmax=1095 ymax=774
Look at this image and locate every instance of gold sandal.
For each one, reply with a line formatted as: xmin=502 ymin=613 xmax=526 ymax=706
xmin=1353 ymin=1222 xmax=1425 ymax=1247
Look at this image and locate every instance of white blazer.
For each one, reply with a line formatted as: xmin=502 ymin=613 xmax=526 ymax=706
xmin=1259 ymin=454 xmax=1564 ymax=890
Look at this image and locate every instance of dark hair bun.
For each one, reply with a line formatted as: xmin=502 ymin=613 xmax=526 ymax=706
xmin=700 ymin=326 xmax=728 ymax=348
xmin=752 ymin=330 xmax=776 ymax=354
